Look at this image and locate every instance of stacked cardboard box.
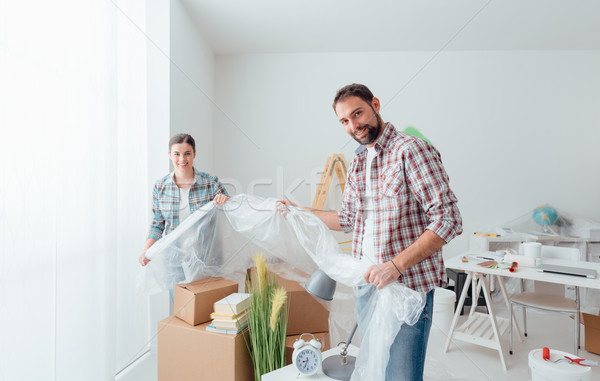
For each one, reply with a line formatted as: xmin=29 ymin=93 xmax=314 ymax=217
xmin=276 ymin=273 xmax=330 ymax=365
xmin=583 ymin=313 xmax=600 ymax=355
xmin=158 ymin=277 xmax=254 ymax=381
xmin=158 ymin=318 xmax=253 ymax=381
xmin=173 ymin=277 xmax=238 ymax=325
xmin=276 ymin=274 xmax=330 ymax=335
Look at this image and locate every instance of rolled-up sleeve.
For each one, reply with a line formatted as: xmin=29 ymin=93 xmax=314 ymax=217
xmin=213 ymin=176 xmax=230 ymax=197
xmin=147 ymin=184 xmax=165 ymax=240
xmin=338 ymin=163 xmax=358 ymax=234
xmin=404 ymin=140 xmax=462 ymax=243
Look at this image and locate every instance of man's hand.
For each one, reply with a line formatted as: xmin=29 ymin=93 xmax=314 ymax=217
xmin=276 ymin=200 xmax=342 ymax=231
xmin=276 ymin=200 xmax=298 ymax=218
xmin=213 ymin=194 xmax=230 ymax=205
xmin=363 ymin=260 xmax=401 ymax=289
xmin=277 ymin=199 xmax=298 ymax=208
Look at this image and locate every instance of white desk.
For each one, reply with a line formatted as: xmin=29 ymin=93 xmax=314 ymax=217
xmin=444 ymin=251 xmax=600 ymax=370
xmin=470 ymin=234 xmax=600 ymax=262
xmin=262 ymin=344 xmax=359 ymax=380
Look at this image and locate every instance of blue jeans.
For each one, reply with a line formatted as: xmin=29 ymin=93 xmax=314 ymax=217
xmin=355 ymin=286 xmax=434 ymax=381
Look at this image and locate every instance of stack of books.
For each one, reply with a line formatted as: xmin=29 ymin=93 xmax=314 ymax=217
xmin=206 ymin=293 xmax=251 ymax=335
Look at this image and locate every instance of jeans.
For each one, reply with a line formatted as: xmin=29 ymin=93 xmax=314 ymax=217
xmin=355 ymin=286 xmax=434 ymax=381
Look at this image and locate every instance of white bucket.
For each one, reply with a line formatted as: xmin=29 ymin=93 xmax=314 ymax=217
xmin=433 ymin=287 xmax=456 ymax=334
xmin=528 ymin=348 xmax=591 ymax=381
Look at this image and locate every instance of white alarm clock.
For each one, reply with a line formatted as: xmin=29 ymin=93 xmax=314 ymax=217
xmin=291 ymin=333 xmax=323 ymax=376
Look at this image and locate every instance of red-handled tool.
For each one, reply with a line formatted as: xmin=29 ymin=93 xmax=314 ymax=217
xmin=564 ymin=356 xmax=598 ymax=367
xmin=509 ymin=261 xmax=518 ymax=273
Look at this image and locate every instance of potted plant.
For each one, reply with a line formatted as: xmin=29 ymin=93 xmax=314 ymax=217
xmin=246 ymin=253 xmax=289 ymax=380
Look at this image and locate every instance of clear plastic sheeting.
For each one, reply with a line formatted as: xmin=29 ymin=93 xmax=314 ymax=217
xmin=480 ymin=204 xmax=600 ymax=243
xmin=137 ymin=194 xmax=425 ymax=380
xmin=353 ymin=284 xmax=425 ymax=380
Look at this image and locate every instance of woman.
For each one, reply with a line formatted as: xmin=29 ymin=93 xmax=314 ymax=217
xmin=139 ymin=133 xmax=229 ymax=266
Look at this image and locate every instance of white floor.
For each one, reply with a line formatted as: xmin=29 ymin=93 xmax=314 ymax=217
xmin=118 ymin=306 xmax=600 ymax=381
xmin=427 ymin=310 xmax=599 ymax=380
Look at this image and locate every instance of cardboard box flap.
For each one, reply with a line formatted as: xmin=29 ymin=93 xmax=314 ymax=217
xmin=174 ymin=277 xmax=238 ymax=326
xmin=179 ymin=277 xmax=234 ymax=294
xmin=583 ymin=313 xmax=600 ymax=355
xmin=246 ymin=268 xmax=307 ymax=291
xmin=584 ymin=313 xmax=600 ymax=329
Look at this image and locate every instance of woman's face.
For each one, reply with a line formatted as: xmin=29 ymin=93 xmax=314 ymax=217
xmin=169 ymin=143 xmax=196 ymax=171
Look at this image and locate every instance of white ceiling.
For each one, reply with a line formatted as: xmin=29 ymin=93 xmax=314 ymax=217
xmin=181 ymin=0 xmax=600 ymax=55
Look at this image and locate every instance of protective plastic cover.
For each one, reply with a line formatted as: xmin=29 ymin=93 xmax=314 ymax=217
xmin=138 ymin=194 xmax=425 ymax=380
xmin=474 ymin=204 xmax=600 ymax=314
xmin=481 ymin=204 xmax=600 ymax=242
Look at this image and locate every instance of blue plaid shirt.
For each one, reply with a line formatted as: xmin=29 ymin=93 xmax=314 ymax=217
xmin=147 ymin=168 xmax=229 ymax=240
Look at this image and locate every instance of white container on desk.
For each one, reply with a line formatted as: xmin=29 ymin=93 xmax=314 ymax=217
xmin=523 ymin=242 xmax=542 ymax=259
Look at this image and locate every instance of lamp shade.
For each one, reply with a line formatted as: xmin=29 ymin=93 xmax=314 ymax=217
xmin=305 ymin=269 xmax=336 ymax=301
xmin=306 ymin=269 xmax=356 ymax=380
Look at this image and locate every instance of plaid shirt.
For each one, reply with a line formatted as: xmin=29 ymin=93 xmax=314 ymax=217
xmin=338 ymin=124 xmax=462 ymax=293
xmin=147 ymin=168 xmax=229 ymax=240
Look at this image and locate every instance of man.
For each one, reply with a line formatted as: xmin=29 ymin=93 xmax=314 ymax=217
xmin=281 ymin=83 xmax=462 ymax=380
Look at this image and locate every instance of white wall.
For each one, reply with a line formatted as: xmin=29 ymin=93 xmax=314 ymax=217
xmin=213 ymin=50 xmax=600 ymax=257
xmin=118 ymin=3 xmax=218 ymax=375
xmin=170 ymin=0 xmax=216 ymax=172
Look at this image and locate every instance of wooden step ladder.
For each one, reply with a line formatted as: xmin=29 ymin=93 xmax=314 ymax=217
xmin=311 ymin=154 xmax=348 ymax=210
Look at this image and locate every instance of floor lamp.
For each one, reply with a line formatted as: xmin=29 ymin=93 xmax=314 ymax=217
xmin=305 ymin=269 xmax=357 ymax=381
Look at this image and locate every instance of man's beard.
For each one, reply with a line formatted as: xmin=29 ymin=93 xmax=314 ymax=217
xmin=351 ymin=114 xmax=384 ymax=145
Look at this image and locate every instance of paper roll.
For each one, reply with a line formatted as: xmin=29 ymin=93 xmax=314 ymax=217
xmin=503 ymin=254 xmax=536 ymax=268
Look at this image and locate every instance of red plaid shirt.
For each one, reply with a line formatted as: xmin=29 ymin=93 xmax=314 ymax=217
xmin=338 ymin=124 xmax=462 ymax=293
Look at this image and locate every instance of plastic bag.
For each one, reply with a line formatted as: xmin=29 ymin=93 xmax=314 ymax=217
xmin=138 ymin=194 xmax=425 ymax=380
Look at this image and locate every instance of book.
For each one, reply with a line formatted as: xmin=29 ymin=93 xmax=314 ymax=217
xmin=213 ymin=293 xmax=250 ymax=315
xmin=206 ymin=323 xmax=247 ymax=335
xmin=211 ymin=311 xmax=249 ymax=329
xmin=210 ymin=310 xmax=248 ymax=320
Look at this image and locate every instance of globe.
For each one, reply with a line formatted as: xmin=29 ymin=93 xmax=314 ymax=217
xmin=532 ymin=205 xmax=559 ymax=226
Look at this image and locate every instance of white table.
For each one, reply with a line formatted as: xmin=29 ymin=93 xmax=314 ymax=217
xmin=444 ymin=251 xmax=600 ymax=370
xmin=262 ymin=344 xmax=359 ymax=380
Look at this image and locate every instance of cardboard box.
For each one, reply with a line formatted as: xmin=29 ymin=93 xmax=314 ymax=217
xmin=174 ymin=277 xmax=238 ymax=326
xmin=583 ymin=313 xmax=600 ymax=355
xmin=158 ymin=317 xmax=253 ymax=381
xmin=246 ymin=269 xmax=330 ymax=335
xmin=277 ymin=274 xmax=330 ymax=335
xmin=284 ymin=332 xmax=330 ymax=365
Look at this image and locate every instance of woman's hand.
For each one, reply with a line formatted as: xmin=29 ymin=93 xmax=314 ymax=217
xmin=213 ymin=194 xmax=229 ymax=205
xmin=139 ymin=252 xmax=150 ymax=266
